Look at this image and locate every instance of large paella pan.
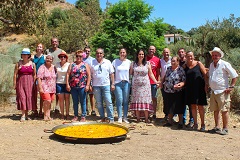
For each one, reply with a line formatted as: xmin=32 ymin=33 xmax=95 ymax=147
xmin=45 ymin=122 xmax=129 ymax=144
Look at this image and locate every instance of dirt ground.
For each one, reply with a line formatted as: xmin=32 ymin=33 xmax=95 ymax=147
xmin=0 ymin=103 xmax=240 ymax=160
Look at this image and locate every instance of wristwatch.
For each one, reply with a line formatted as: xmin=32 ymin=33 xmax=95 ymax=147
xmin=229 ymin=86 xmax=235 ymax=88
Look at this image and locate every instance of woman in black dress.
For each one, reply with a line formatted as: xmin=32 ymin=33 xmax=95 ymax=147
xmin=184 ymin=51 xmax=207 ymax=131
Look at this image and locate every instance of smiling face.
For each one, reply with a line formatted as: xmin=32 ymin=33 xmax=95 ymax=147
xmin=36 ymin=43 xmax=44 ymax=54
xmin=178 ymin=48 xmax=186 ymax=59
xmin=148 ymin=46 xmax=156 ymax=57
xmin=162 ymin=48 xmax=170 ymax=59
xmin=84 ymin=48 xmax=91 ymax=58
xmin=186 ymin=51 xmax=194 ymax=62
xmin=138 ymin=50 xmax=145 ymax=61
xmin=21 ymin=54 xmax=30 ymax=60
xmin=171 ymin=56 xmax=179 ymax=69
xmin=45 ymin=55 xmax=53 ymax=64
xmin=119 ymin=48 xmax=127 ymax=60
xmin=95 ymin=48 xmax=104 ymax=62
xmin=51 ymin=38 xmax=59 ymax=48
xmin=211 ymin=51 xmax=221 ymax=63
xmin=75 ymin=51 xmax=84 ymax=62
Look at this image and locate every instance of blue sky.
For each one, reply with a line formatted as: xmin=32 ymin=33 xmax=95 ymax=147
xmin=66 ymin=0 xmax=240 ymax=31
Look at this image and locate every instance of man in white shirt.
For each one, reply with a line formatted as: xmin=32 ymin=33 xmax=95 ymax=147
xmin=83 ymin=46 xmax=96 ymax=116
xmin=208 ymin=47 xmax=238 ymax=135
xmin=90 ymin=48 xmax=115 ymax=123
xmin=160 ymin=48 xmax=171 ymax=120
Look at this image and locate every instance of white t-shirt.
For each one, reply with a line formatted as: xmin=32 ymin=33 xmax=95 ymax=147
xmin=56 ymin=62 xmax=70 ymax=84
xmin=209 ymin=59 xmax=238 ymax=94
xmin=160 ymin=58 xmax=171 ymax=80
xmin=112 ymin=59 xmax=131 ymax=84
xmin=84 ymin=56 xmax=94 ymax=66
xmin=90 ymin=58 xmax=114 ymax=86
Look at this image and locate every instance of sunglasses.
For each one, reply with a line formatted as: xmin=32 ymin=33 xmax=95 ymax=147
xmin=96 ymin=52 xmax=103 ymax=54
xmin=76 ymin=55 xmax=82 ymax=58
xmin=98 ymin=65 xmax=102 ymax=74
xmin=59 ymin=56 xmax=66 ymax=58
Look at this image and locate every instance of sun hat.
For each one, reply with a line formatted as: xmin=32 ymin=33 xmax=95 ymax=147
xmin=58 ymin=51 xmax=68 ymax=60
xmin=21 ymin=48 xmax=31 ymax=55
xmin=209 ymin=47 xmax=224 ymax=58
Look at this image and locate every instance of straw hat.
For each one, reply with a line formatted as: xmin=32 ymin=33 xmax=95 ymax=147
xmin=21 ymin=48 xmax=31 ymax=55
xmin=58 ymin=51 xmax=68 ymax=60
xmin=209 ymin=47 xmax=224 ymax=58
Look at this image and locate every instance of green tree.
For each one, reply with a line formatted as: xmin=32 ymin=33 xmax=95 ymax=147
xmin=90 ymin=0 xmax=168 ymax=60
xmin=0 ymin=0 xmax=47 ymax=34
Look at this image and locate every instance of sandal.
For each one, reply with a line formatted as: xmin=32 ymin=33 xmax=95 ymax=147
xmin=20 ymin=116 xmax=25 ymax=122
xmin=71 ymin=116 xmax=78 ymax=122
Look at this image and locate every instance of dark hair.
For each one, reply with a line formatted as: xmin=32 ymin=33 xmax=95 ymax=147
xmin=178 ymin=48 xmax=185 ymax=52
xmin=134 ymin=49 xmax=147 ymax=66
xmin=84 ymin=46 xmax=90 ymax=51
xmin=171 ymin=56 xmax=180 ymax=62
xmin=119 ymin=48 xmax=127 ymax=52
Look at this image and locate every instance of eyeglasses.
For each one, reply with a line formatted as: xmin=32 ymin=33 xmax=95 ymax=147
xmin=76 ymin=55 xmax=82 ymax=58
xmin=59 ymin=56 xmax=66 ymax=58
xmin=98 ymin=65 xmax=102 ymax=74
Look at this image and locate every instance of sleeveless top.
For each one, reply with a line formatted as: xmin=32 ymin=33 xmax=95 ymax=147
xmin=18 ymin=61 xmax=34 ymax=76
xmin=33 ymin=54 xmax=45 ymax=73
xmin=69 ymin=62 xmax=87 ymax=88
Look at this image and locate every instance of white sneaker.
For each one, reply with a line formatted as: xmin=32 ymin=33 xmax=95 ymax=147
xmin=123 ymin=118 xmax=129 ymax=124
xmin=118 ymin=118 xmax=122 ymax=123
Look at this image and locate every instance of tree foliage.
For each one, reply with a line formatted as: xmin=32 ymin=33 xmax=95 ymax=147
xmin=0 ymin=0 xmax=48 ymax=34
xmin=90 ymin=0 xmax=168 ymax=60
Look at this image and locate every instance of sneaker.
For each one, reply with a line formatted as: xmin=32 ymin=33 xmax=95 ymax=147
xmin=220 ymin=128 xmax=228 ymax=135
xmin=109 ymin=119 xmax=114 ymax=124
xmin=118 ymin=118 xmax=122 ymax=123
xmin=208 ymin=127 xmax=221 ymax=134
xmin=91 ymin=110 xmax=96 ymax=116
xmin=123 ymin=118 xmax=130 ymax=124
xmin=200 ymin=125 xmax=205 ymax=132
xmin=20 ymin=116 xmax=26 ymax=122
xmin=186 ymin=121 xmax=194 ymax=128
xmin=80 ymin=117 xmax=86 ymax=122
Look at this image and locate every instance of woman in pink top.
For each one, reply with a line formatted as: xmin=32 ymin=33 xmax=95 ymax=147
xmin=37 ymin=54 xmax=56 ymax=121
xmin=13 ymin=48 xmax=37 ymax=122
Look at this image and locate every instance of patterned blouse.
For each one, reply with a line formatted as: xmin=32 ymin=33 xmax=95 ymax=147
xmin=37 ymin=64 xmax=56 ymax=93
xmin=69 ymin=62 xmax=87 ymax=88
xmin=163 ymin=66 xmax=186 ymax=93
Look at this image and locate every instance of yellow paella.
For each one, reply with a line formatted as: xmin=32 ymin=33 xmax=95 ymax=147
xmin=54 ymin=123 xmax=128 ymax=139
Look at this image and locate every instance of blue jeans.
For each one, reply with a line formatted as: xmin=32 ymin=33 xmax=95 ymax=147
xmin=183 ymin=105 xmax=194 ymax=124
xmin=70 ymin=87 xmax=87 ymax=117
xmin=114 ymin=81 xmax=130 ymax=119
xmin=93 ymin=85 xmax=114 ymax=121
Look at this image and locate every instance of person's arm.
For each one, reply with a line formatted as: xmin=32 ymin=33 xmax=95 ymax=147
xmin=198 ymin=61 xmax=208 ymax=93
xmin=148 ymin=64 xmax=158 ymax=84
xmin=85 ymin=63 xmax=91 ymax=92
xmin=32 ymin=63 xmax=37 ymax=82
xmin=110 ymin=72 xmax=115 ymax=91
xmin=13 ymin=63 xmax=18 ymax=90
xmin=66 ymin=63 xmax=72 ymax=92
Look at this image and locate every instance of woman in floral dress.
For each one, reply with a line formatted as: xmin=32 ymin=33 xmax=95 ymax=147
xmin=66 ymin=50 xmax=91 ymax=122
xmin=129 ymin=49 xmax=159 ymax=123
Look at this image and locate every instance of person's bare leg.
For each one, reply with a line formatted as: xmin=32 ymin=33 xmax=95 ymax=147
xmin=214 ymin=110 xmax=221 ymax=128
xmin=191 ymin=104 xmax=198 ymax=128
xmin=65 ymin=94 xmax=70 ymax=119
xmin=58 ymin=94 xmax=64 ymax=119
xmin=222 ymin=111 xmax=229 ymax=129
xmin=136 ymin=111 xmax=140 ymax=122
xmin=144 ymin=110 xmax=149 ymax=123
xmin=198 ymin=105 xmax=205 ymax=127
xmin=89 ymin=94 xmax=95 ymax=113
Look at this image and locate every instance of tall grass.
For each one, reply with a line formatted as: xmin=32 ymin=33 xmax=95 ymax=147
xmin=0 ymin=44 xmax=22 ymax=107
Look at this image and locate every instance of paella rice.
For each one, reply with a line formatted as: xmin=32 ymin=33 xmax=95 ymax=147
xmin=55 ymin=124 xmax=127 ymax=138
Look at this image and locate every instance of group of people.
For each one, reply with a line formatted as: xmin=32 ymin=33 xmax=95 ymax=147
xmin=13 ymin=37 xmax=238 ymax=135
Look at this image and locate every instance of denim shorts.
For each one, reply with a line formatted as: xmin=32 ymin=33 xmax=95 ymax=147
xmin=56 ymin=83 xmax=70 ymax=94
xmin=151 ymin=84 xmax=158 ymax=98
